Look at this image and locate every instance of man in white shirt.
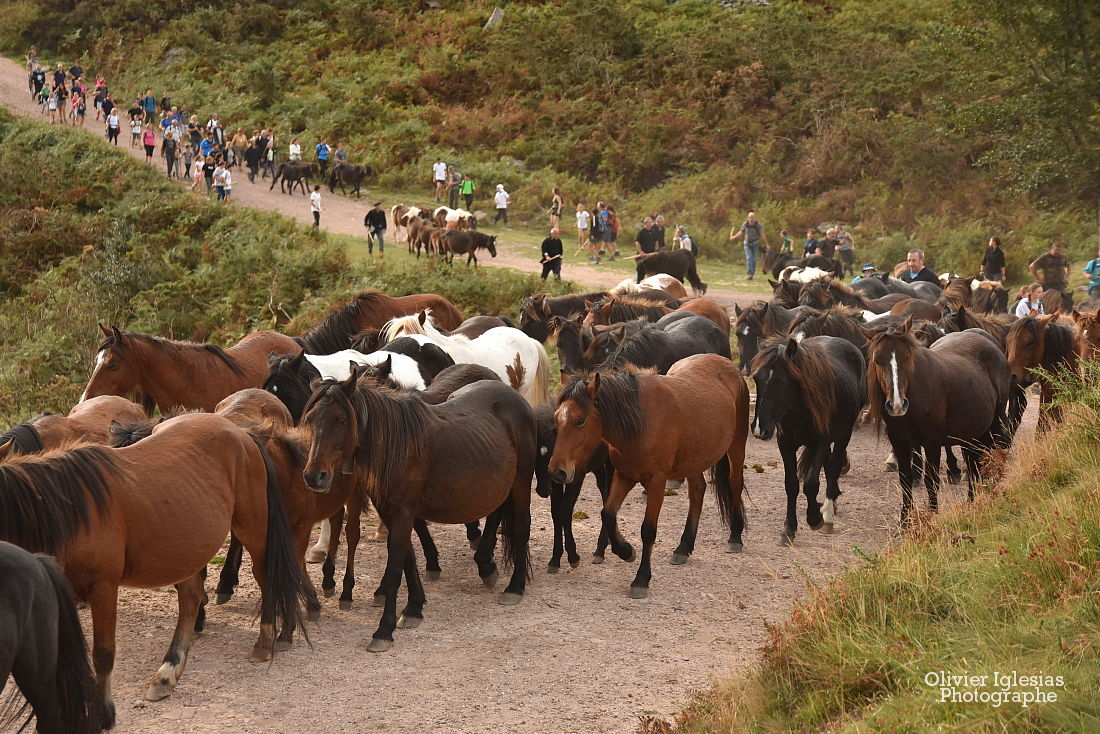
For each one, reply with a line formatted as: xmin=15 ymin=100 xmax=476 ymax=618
xmin=432 ymin=158 xmax=447 ymax=201
xmin=222 ymin=167 xmax=233 ymax=202
xmin=310 ymin=185 xmax=322 ymax=227
xmin=493 ymin=184 xmax=510 ymax=226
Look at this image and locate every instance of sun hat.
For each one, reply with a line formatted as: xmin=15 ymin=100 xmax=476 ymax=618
xmin=861 ymin=263 xmax=876 ymax=271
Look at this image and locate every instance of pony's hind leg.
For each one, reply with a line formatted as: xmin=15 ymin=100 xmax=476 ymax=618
xmin=147 ymin=573 xmax=204 ymax=701
xmin=473 ymin=509 xmax=502 ymax=587
xmin=671 ymin=474 xmax=706 ymax=564
xmin=413 ymin=519 xmax=442 ymax=580
xmin=397 ymin=546 xmax=425 ymax=629
xmin=592 ymin=460 xmax=614 ymax=563
xmin=85 ymin=581 xmax=120 ymax=730
xmin=923 ymin=444 xmax=942 ymax=513
xmin=628 ymin=479 xmax=666 ymax=599
xmin=500 ymin=479 xmax=532 ymax=605
xmin=214 ymin=535 xmax=243 ymax=604
xmin=801 ymin=442 xmax=829 ymax=531
xmin=547 ymin=483 xmax=567 ymax=572
xmin=945 ymin=447 xmax=964 ymax=485
xmin=306 ymin=518 xmax=332 ymax=564
xmin=465 ymin=521 xmax=482 ymax=550
xmin=777 ymin=438 xmax=801 ymax=545
xmin=821 ymin=440 xmax=850 ymax=533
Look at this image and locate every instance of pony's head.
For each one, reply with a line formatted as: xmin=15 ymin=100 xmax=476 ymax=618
xmin=1072 ymin=309 xmax=1100 ymax=361
xmin=751 ymin=337 xmax=836 ymax=440
xmin=381 ymin=309 xmax=436 ymax=343
xmin=81 ymin=324 xmax=153 ymax=413
xmin=733 ymin=301 xmax=768 ymax=374
xmin=519 ymin=294 xmax=551 ymax=342
xmin=1006 ymin=312 xmax=1060 ymax=386
xmin=549 ymin=372 xmax=642 ymax=484
xmin=863 ymin=315 xmax=919 ymax=420
xmin=300 ymin=374 xmax=360 ymax=493
xmin=262 ymin=351 xmax=315 ymax=424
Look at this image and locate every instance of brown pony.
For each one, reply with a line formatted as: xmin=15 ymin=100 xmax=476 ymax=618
xmin=0 ymin=395 xmax=146 ymax=459
xmin=937 ymin=277 xmax=973 ymax=312
xmin=1005 ymin=314 xmax=1078 ymax=430
xmin=301 ymin=376 xmax=536 ymax=652
xmin=294 ymin=290 xmax=465 ymax=355
xmin=863 ymin=317 xmax=1010 ymax=523
xmin=889 ymin=297 xmax=943 ymax=322
xmin=0 ymin=413 xmax=311 ymax=727
xmin=797 ymin=278 xmax=871 ymax=310
xmin=521 ymin=291 xmax=681 ymax=342
xmin=80 ymin=325 xmax=300 ymax=414
xmin=1071 ymin=309 xmax=1100 ymax=365
xmin=440 ymin=229 xmax=497 ymax=267
xmin=582 ymin=295 xmax=730 ymax=338
xmin=548 ymin=353 xmax=749 ymax=598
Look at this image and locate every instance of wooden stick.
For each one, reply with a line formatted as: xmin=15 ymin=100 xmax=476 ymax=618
xmin=541 ymin=253 xmax=562 ymax=262
xmin=621 ymin=252 xmax=647 ymax=260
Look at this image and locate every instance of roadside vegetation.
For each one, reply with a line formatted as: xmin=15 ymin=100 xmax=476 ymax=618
xmin=659 ymin=364 xmax=1100 ymax=732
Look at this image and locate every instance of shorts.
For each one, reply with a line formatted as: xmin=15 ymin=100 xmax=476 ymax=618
xmin=983 ymin=273 xmax=1003 ymax=282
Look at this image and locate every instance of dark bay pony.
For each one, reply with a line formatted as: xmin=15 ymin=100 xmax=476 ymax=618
xmin=732 ymin=301 xmax=807 ymax=373
xmin=0 ymin=413 xmax=311 ymax=727
xmin=80 ymin=325 xmax=301 ymax=414
xmin=596 ymin=312 xmax=731 ymax=375
xmin=0 ymin=541 xmax=101 ymax=734
xmin=520 ymin=291 xmax=614 ymax=342
xmin=863 ymin=318 xmax=1011 ymax=524
xmin=327 ymin=162 xmax=373 ymax=197
xmin=1071 ymin=309 xmax=1100 ymax=364
xmin=301 ymin=377 xmax=536 ymax=651
xmin=763 ymin=249 xmax=839 ymax=280
xmin=583 ymin=295 xmax=730 ymax=338
xmin=1006 ymin=314 xmax=1078 ymax=430
xmin=441 ymin=229 xmax=496 ymax=267
xmin=294 ymin=290 xmax=465 ymax=355
xmin=786 ymin=305 xmax=868 ymax=352
xmin=635 ymin=250 xmax=707 ymax=296
xmin=797 ymin=278 xmax=871 ymax=311
xmin=0 ymin=395 xmax=146 ymax=459
xmin=548 ymin=353 xmax=749 ymax=597
xmin=751 ymin=336 xmax=866 ymax=544
xmin=769 ymin=279 xmax=803 ymax=308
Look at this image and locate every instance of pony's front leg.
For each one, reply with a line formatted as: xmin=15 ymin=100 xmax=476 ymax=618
xmin=777 ymin=438 xmax=801 ymax=545
xmin=413 ymin=519 xmax=442 ymax=580
xmin=474 ymin=509 xmax=502 ymax=586
xmin=629 ymin=479 xmax=666 ymax=599
xmin=895 ymin=443 xmax=915 ymax=526
xmin=821 ymin=439 xmax=850 ymax=533
xmin=320 ymin=506 xmax=344 ymax=598
xmin=547 ymin=483 xmax=566 ymax=572
xmin=340 ymin=492 xmax=363 ymax=610
xmin=306 ymin=518 xmax=332 ymax=563
xmin=671 ymin=474 xmax=706 ymax=564
xmin=85 ymin=581 xmax=120 ymax=730
xmin=500 ymin=476 xmax=532 ymax=605
xmin=147 ymin=573 xmax=205 ymax=701
xmin=600 ymin=472 xmax=637 ymax=563
xmin=369 ymin=512 xmax=414 ymax=653
xmin=562 ymin=478 xmax=584 ymax=569
xmin=944 ymin=446 xmax=963 ymax=485
xmin=464 ymin=521 xmax=482 ymax=550
xmin=592 ymin=460 xmax=614 ymax=563
xmin=801 ymin=442 xmax=829 ymax=531
xmin=398 ymin=545 xmax=425 ymax=629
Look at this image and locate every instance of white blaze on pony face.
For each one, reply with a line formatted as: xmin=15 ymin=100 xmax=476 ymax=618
xmin=79 ymin=350 xmax=107 ymax=403
xmin=886 ymin=352 xmax=909 ymax=416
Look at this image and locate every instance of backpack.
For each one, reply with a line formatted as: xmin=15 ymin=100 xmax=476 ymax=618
xmin=688 ymin=237 xmax=699 ymax=258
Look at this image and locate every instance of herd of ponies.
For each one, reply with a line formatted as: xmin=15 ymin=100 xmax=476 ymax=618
xmin=1 ymin=255 xmax=1098 ymax=732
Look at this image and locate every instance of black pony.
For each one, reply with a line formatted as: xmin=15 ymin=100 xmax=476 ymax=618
xmin=0 ymin=420 xmax=45 ymax=454
xmin=269 ymin=161 xmax=320 ymax=195
xmin=751 ymin=336 xmax=866 ymax=544
xmin=0 ymin=542 xmax=101 ymax=734
xmin=533 ymin=406 xmax=614 ymax=571
xmin=635 ymin=250 xmax=707 ymax=296
xmin=763 ymin=250 xmax=840 ymax=280
xmin=786 ymin=305 xmax=868 ymax=352
xmin=441 ymin=230 xmax=496 ymax=267
xmin=520 ymin=291 xmax=674 ymax=342
xmin=596 ymin=312 xmax=730 ymax=374
xmin=732 ymin=301 xmax=806 ymax=373
xmin=797 ymin=278 xmax=872 ymax=310
xmin=327 ymin=162 xmax=373 ymax=197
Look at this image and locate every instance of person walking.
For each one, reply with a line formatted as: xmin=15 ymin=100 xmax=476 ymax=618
xmin=607 ymin=205 xmax=622 ymax=259
xmin=460 ymin=174 xmax=475 ymax=210
xmin=190 ymin=154 xmax=205 ymax=191
xmin=264 ymin=132 xmax=278 ymax=180
xmin=836 ymin=226 xmax=855 ymax=277
xmin=334 ymin=143 xmax=348 ymax=166
xmin=1083 ymin=247 xmax=1100 ymax=301
xmin=202 ymin=154 xmax=216 ymax=193
xmin=105 ymin=109 xmax=121 ymax=145
xmin=231 ymin=128 xmax=248 ymax=169
xmin=315 ymin=139 xmax=331 ymax=178
xmin=1029 ymin=241 xmax=1072 ymax=312
xmin=310 ymin=185 xmax=322 ymax=227
xmin=493 ymin=184 xmax=510 ymax=226
xmin=818 ymin=227 xmax=840 ymax=259
xmin=212 ymin=158 xmax=227 ymax=200
xmin=575 ymin=204 xmax=590 ymax=250
xmin=432 ymin=158 xmax=447 ymax=201
xmin=447 ymin=166 xmax=461 ymax=209
xmin=981 ymin=236 xmax=1006 ymax=282
xmin=162 ymin=133 xmax=178 ymax=179
xmin=288 ymin=137 xmax=302 ymax=162
xmin=364 ymin=202 xmax=387 ymax=255
xmin=548 ymin=187 xmax=564 ymax=228
xmin=653 ymin=214 xmax=667 ymax=251
xmin=635 ymin=216 xmax=661 ymax=257
xmin=244 ymin=140 xmax=260 ymax=183
xmin=221 ymin=165 xmax=233 ymax=202
xmin=729 ymin=211 xmax=768 ymax=279
xmin=779 ymin=228 xmax=794 ymax=255
xmin=142 ymin=124 xmax=156 ymax=163
xmin=142 ymin=89 xmax=156 ymax=125
xmin=674 ymin=225 xmax=698 ymax=255
xmin=540 ymin=227 xmax=564 ymax=281
xmin=181 ymin=142 xmax=193 ymax=180
xmin=803 ymin=228 xmax=819 ymax=256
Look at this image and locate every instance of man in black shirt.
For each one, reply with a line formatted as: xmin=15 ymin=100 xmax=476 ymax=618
xmin=540 ymin=227 xmax=564 ymax=280
xmin=898 ymin=249 xmax=940 ymax=285
xmin=635 ymin=217 xmax=661 ymax=255
xmin=69 ymin=61 xmax=83 ymax=82
xmin=981 ymin=236 xmax=1006 ymax=281
xmin=364 ymin=202 xmax=387 ymax=255
xmin=1030 ymin=241 xmax=1072 ymax=311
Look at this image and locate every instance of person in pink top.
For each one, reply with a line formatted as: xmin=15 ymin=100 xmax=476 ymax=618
xmin=142 ymin=124 xmax=156 ymax=162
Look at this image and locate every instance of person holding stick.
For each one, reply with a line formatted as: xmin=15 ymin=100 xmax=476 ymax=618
xmin=540 ymin=227 xmax=564 ymax=281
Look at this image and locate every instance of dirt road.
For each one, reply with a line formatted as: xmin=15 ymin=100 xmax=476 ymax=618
xmin=0 ymin=57 xmax=1033 ymax=733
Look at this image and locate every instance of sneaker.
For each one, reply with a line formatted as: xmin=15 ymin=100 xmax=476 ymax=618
xmin=607 ymin=255 xmax=616 ymax=262
xmin=747 ymin=274 xmax=754 ymax=280
xmin=593 ymin=258 xmax=601 ymax=265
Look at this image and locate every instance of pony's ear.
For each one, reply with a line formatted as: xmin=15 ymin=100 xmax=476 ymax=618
xmin=768 ymin=280 xmax=781 ymax=290
xmin=0 ymin=438 xmax=12 ymax=462
xmin=340 ymin=371 xmax=358 ymax=393
xmin=582 ymin=299 xmax=594 ymax=310
xmin=588 ymin=372 xmax=601 ymax=403
xmin=418 ymin=311 xmax=427 ymax=325
xmin=734 ymin=303 xmax=742 ymax=316
xmin=98 ymin=323 xmax=112 ymax=337
xmin=1041 ymin=309 xmax=1060 ymax=322
xmin=784 ymin=338 xmax=799 ymax=360
xmin=859 ymin=325 xmax=878 ymax=341
xmin=292 ymin=350 xmax=306 ymax=366
xmin=539 ymin=298 xmax=552 ymax=318
xmin=383 ymin=354 xmax=393 ymax=372
xmin=111 ymin=325 xmax=124 ymax=343
xmin=1071 ymin=309 xmax=1085 ymax=324
xmin=559 ymin=369 xmax=572 ymax=387
xmin=900 ymin=314 xmax=914 ymax=334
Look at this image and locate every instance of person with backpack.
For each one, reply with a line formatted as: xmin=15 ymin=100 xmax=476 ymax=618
xmin=729 ymin=211 xmax=769 ymax=280
xmin=675 ymin=226 xmax=699 ymax=257
xmin=364 ymin=202 xmax=387 ymax=255
xmin=315 ymin=139 xmax=331 ymax=178
xmin=607 ymin=205 xmax=622 ymax=260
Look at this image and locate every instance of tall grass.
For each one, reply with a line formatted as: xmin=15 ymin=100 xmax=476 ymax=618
xmin=665 ymin=362 xmax=1100 ymax=732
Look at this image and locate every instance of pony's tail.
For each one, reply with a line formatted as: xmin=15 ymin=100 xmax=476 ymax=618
xmin=496 ymin=493 xmax=532 ymax=583
xmin=250 ymin=434 xmax=312 ymax=649
xmin=530 ymin=342 xmax=552 ymax=407
xmin=712 ymin=455 xmax=745 ymax=530
xmin=686 ymin=257 xmax=707 ymax=294
xmin=40 ymin=554 xmax=101 ymax=734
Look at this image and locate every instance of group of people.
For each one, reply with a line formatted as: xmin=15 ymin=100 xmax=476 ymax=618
xmin=431 ymin=159 xmax=477 ymax=211
xmin=728 ymin=212 xmax=859 ymax=281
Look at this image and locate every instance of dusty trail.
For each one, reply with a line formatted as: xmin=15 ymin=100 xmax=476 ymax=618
xmin=1 ymin=57 xmax=1037 ymax=733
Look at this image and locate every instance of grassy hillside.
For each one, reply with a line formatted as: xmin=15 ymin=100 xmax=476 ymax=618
xmin=5 ymin=0 xmax=1098 ymax=279
xmin=661 ymin=364 xmax=1100 ymax=732
xmin=0 ymin=112 xmax=567 ymax=420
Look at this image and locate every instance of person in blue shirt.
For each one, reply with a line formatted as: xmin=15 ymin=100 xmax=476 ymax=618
xmin=142 ymin=89 xmax=156 ymax=122
xmin=1084 ymin=247 xmax=1100 ymax=299
xmin=315 ymin=139 xmax=331 ymax=177
xmin=803 ymin=228 xmax=819 ymax=256
xmin=851 ymin=263 xmax=876 ymax=283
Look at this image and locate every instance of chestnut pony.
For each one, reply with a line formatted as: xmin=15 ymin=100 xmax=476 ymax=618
xmin=1071 ymin=309 xmax=1100 ymax=364
xmin=548 ymin=353 xmax=749 ymax=598
xmin=0 ymin=413 xmax=311 ymax=728
xmin=80 ymin=325 xmax=301 ymax=413
xmin=1005 ymin=313 xmax=1078 ymax=431
xmin=863 ymin=318 xmax=1011 ymax=524
xmin=301 ymin=375 xmax=536 ymax=652
xmin=0 ymin=395 xmax=146 ymax=460
xmin=294 ymin=290 xmax=464 ymax=355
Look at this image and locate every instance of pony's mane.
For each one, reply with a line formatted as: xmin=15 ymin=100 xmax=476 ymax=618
xmin=320 ymin=381 xmax=428 ymax=497
xmin=938 ymin=278 xmax=971 ymax=310
xmin=864 ymin=329 xmax=920 ymax=428
xmin=737 ymin=301 xmax=793 ymax=337
xmin=559 ymin=372 xmax=644 ymax=445
xmin=752 ymin=338 xmax=837 ymax=434
xmin=0 ymin=420 xmax=46 ymax=455
xmin=107 ymin=408 xmax=200 ymax=447
xmin=295 ymin=297 xmax=368 ymax=355
xmin=99 ymin=330 xmax=245 ymax=377
xmin=380 ymin=309 xmax=443 ymax=343
xmin=591 ymin=295 xmax=670 ymax=325
xmin=1007 ymin=317 xmax=1078 ymax=371
xmin=788 ymin=305 xmax=864 ymax=341
xmin=799 ymin=278 xmax=871 ymax=309
xmin=940 ymin=307 xmax=1009 ymax=340
xmin=0 ymin=444 xmax=119 ymax=554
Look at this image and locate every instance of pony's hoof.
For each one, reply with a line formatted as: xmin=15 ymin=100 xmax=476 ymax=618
xmin=396 ymin=614 xmax=422 ymax=629
xmin=546 ymin=564 xmax=559 ymax=574
xmin=249 ymin=647 xmax=273 ymax=663
xmin=305 ymin=548 xmax=326 ymax=564
xmin=145 ymin=680 xmax=174 ymax=702
xmin=468 ymin=538 xmax=480 ymax=550
xmin=322 ymin=586 xmax=335 ymax=598
xmin=669 ymin=553 xmax=689 ymax=566
xmin=367 ymin=637 xmax=393 ymax=653
xmin=499 ymin=592 xmax=523 ymax=606
xmin=274 ymin=639 xmax=293 ymax=652
xmin=726 ymin=542 xmax=743 ymax=554
xmin=884 ymin=461 xmax=897 ymax=472
xmin=591 ymin=554 xmax=605 ymax=565
xmin=819 ymin=522 xmax=834 ymax=534
xmin=840 ymin=460 xmax=851 ymax=476
xmin=371 ymin=531 xmax=388 ymax=543
xmin=807 ymin=519 xmax=824 ymax=531
xmin=482 ymin=570 xmax=500 ymax=588
xmin=339 ymin=599 xmax=353 ymax=611
xmin=372 ymin=594 xmax=386 ymax=608
xmin=629 ymin=586 xmax=649 ymax=599
xmin=424 ymin=569 xmax=441 ymax=581
xmin=569 ymin=558 xmax=581 ymax=569
xmin=214 ymin=592 xmax=232 ymax=605
xmin=307 ymin=607 xmax=321 ymax=622
xmin=616 ymin=544 xmax=636 ymax=562
xmin=779 ymin=533 xmax=795 ymax=547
